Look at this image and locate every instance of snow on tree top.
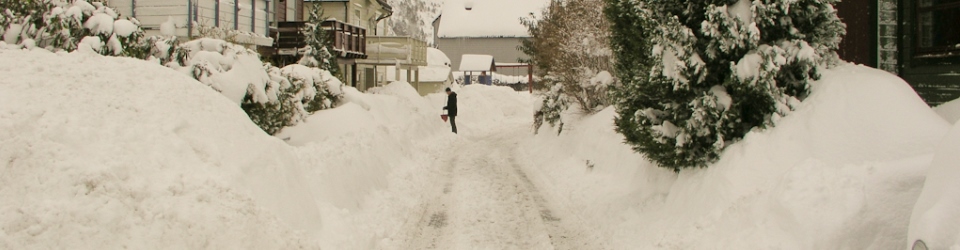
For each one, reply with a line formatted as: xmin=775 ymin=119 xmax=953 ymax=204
xmin=437 ymin=0 xmax=550 ymax=38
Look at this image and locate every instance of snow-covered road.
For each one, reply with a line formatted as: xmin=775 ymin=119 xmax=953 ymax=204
xmin=393 ymin=123 xmax=605 ymax=250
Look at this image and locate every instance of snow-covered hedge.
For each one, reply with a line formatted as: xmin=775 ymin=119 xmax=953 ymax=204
xmin=532 ymin=70 xmax=614 ymax=135
xmin=167 ymin=38 xmax=343 ymax=135
xmin=0 ymin=0 xmax=146 ymax=56
xmin=608 ymin=0 xmax=846 ymax=171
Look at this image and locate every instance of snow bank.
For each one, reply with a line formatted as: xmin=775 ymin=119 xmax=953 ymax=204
xmin=908 ymin=121 xmax=960 ymax=249
xmin=276 ymin=81 xmax=457 ymax=249
xmin=427 ymin=84 xmax=534 ymax=134
xmin=427 ymin=47 xmax=452 ymax=67
xmin=0 ymin=49 xmax=322 ymax=249
xmin=934 ymin=98 xmax=960 ymax=124
xmin=519 ymin=63 xmax=951 ymax=249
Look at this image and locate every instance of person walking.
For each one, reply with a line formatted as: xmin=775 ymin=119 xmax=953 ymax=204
xmin=443 ymin=87 xmax=458 ymax=134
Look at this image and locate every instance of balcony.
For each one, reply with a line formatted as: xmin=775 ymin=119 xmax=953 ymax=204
xmin=321 ymin=20 xmax=367 ymax=59
xmin=359 ymin=36 xmax=427 ymax=66
xmin=274 ymin=20 xmax=367 ymax=59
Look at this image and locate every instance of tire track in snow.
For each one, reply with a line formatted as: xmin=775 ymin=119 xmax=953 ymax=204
xmin=507 ymin=152 xmax=607 ymax=250
xmin=397 ymin=128 xmax=605 ymax=250
xmin=396 ymin=154 xmax=458 ymax=250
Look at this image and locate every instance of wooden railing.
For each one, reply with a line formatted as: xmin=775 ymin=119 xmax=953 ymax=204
xmin=321 ymin=20 xmax=367 ymax=59
xmin=274 ymin=20 xmax=367 ymax=59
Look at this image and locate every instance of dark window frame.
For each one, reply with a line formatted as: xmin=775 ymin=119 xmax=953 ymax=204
xmin=914 ymin=1 xmax=960 ymax=58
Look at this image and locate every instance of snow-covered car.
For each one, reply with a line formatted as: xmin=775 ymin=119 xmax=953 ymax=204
xmin=907 ymin=122 xmax=960 ymax=250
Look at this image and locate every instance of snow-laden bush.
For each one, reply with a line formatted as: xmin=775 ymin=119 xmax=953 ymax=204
xmin=534 ymin=82 xmax=567 ymax=135
xmin=521 ymin=0 xmax=614 ymax=114
xmin=167 ymin=38 xmax=343 ymax=135
xmin=607 ymin=0 xmax=845 ymax=171
xmin=0 ymin=0 xmax=146 ymax=56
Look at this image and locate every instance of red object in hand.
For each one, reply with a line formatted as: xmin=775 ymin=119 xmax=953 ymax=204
xmin=441 ymin=114 xmax=449 ymax=122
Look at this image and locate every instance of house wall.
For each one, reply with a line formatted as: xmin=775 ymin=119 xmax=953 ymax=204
xmin=316 ymin=2 xmax=349 ymax=23
xmin=306 ymin=0 xmax=386 ymax=34
xmin=436 ymin=37 xmax=532 ymax=76
xmin=898 ymin=0 xmax=960 ymax=105
xmin=835 ymin=0 xmax=875 ymax=67
xmin=110 ymin=0 xmax=270 ymax=41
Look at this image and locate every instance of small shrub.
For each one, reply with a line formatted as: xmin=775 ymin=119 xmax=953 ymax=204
xmin=0 ymin=0 xmax=145 ymax=56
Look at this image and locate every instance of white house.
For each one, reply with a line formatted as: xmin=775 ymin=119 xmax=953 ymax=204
xmin=108 ymin=0 xmax=274 ymax=46
xmin=433 ymin=0 xmax=549 ymax=74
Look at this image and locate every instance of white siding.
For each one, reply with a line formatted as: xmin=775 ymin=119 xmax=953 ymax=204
xmin=108 ymin=0 xmax=270 ymax=40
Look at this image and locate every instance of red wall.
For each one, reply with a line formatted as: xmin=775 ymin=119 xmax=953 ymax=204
xmin=835 ymin=0 xmax=876 ymax=67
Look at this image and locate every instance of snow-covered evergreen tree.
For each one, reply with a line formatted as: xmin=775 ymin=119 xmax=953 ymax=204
xmin=299 ymin=5 xmax=338 ymax=77
xmin=607 ymin=0 xmax=845 ymax=171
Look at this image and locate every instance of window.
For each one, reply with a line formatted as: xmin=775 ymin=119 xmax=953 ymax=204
xmin=916 ymin=0 xmax=960 ymax=57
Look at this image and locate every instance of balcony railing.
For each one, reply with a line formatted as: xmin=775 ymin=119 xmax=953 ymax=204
xmin=364 ymin=36 xmax=427 ymax=66
xmin=321 ymin=20 xmax=367 ymax=59
xmin=274 ymin=20 xmax=367 ymax=59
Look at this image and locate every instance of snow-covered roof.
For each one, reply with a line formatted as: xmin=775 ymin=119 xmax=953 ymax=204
xmin=427 ymin=48 xmax=452 ymax=67
xmin=459 ymin=54 xmax=495 ymax=71
xmin=437 ymin=0 xmax=550 ymax=38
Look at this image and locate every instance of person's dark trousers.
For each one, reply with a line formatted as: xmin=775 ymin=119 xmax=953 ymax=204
xmin=449 ymin=115 xmax=457 ymax=134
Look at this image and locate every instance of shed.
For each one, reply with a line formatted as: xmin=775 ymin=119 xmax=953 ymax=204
xmin=459 ymin=54 xmax=495 ymax=85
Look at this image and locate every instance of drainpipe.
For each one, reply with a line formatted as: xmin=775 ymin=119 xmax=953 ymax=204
xmin=187 ymin=0 xmax=193 ymax=37
xmin=265 ymin=0 xmax=271 ymax=34
xmin=234 ymin=0 xmax=240 ymax=30
xmin=215 ymin=0 xmax=220 ymax=27
xmin=131 ymin=0 xmax=136 ymax=17
xmin=344 ymin=2 xmax=348 ymax=23
xmin=374 ymin=4 xmax=392 ymax=36
xmin=251 ymin=0 xmax=256 ymax=32
xmin=375 ymin=10 xmax=391 ymax=22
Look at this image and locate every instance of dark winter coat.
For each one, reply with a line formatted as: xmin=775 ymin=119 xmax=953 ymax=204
xmin=444 ymin=92 xmax=458 ymax=116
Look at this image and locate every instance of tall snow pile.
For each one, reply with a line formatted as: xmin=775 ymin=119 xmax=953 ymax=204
xmin=907 ymin=121 xmax=960 ymax=249
xmin=0 ymin=49 xmax=322 ymax=249
xmin=427 ymin=84 xmax=533 ymax=133
xmin=520 ymin=64 xmax=951 ymax=249
xmin=276 ymin=81 xmax=457 ymax=249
